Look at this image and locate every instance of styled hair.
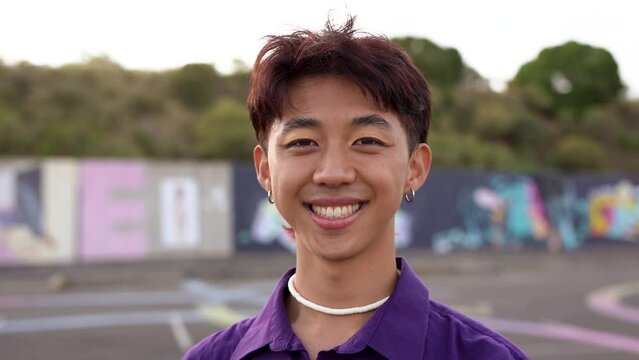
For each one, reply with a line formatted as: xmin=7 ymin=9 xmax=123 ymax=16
xmin=247 ymin=17 xmax=431 ymax=152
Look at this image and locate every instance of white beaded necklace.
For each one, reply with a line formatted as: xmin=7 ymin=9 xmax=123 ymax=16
xmin=287 ymin=273 xmax=391 ymax=316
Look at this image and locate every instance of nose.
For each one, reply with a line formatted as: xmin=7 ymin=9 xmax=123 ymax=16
xmin=312 ymin=147 xmax=357 ymax=187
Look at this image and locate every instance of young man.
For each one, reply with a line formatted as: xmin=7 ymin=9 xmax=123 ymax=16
xmin=184 ymin=18 xmax=530 ymax=360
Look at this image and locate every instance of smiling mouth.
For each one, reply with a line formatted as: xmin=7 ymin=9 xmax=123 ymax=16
xmin=307 ymin=202 xmax=364 ymax=219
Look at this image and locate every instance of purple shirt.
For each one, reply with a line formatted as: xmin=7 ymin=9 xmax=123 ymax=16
xmin=184 ymin=258 xmax=530 ymax=359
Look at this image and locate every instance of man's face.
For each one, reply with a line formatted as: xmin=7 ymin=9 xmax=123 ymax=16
xmin=254 ymin=75 xmax=430 ymax=262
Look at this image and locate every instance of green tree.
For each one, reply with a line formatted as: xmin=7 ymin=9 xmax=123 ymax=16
xmin=0 ymin=107 xmax=26 ymax=154
xmin=429 ymin=132 xmax=526 ymax=171
xmin=511 ymin=41 xmax=624 ymax=118
xmin=169 ymin=63 xmax=218 ymax=111
xmin=392 ymin=37 xmax=465 ymax=91
xmin=194 ymin=99 xmax=254 ymax=160
xmin=552 ymin=134 xmax=608 ymax=171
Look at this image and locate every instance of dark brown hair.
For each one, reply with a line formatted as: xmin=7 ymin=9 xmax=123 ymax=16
xmin=248 ymin=17 xmax=431 ymax=152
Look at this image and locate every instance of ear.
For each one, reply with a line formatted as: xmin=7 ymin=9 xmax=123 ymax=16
xmin=405 ymin=143 xmax=432 ymax=193
xmin=254 ymin=145 xmax=271 ymax=192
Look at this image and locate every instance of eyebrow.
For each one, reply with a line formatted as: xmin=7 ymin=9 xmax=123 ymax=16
xmin=351 ymin=114 xmax=392 ymax=130
xmin=280 ymin=114 xmax=391 ymax=136
xmin=281 ymin=117 xmax=320 ymax=136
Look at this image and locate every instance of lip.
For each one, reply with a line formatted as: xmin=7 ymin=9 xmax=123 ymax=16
xmin=305 ymin=200 xmax=367 ymax=230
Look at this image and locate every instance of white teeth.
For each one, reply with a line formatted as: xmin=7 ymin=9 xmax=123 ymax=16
xmin=334 ymin=207 xmax=342 ymax=217
xmin=310 ymin=203 xmax=362 ymax=219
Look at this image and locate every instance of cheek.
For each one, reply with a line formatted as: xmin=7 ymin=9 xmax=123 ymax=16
xmin=361 ymin=160 xmax=408 ymax=194
xmin=269 ymin=160 xmax=308 ymax=202
xmin=380 ymin=154 xmax=409 ymax=175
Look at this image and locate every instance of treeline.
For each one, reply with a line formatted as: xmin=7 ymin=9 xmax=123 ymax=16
xmin=0 ymin=38 xmax=638 ymax=173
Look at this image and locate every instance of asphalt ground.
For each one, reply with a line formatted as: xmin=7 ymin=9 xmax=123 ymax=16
xmin=1 ymin=244 xmax=639 ymax=360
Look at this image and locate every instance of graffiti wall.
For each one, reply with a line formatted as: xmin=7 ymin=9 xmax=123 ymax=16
xmin=79 ymin=161 xmax=148 ymax=261
xmin=42 ymin=160 xmax=80 ymax=263
xmin=0 ymin=160 xmax=78 ymax=265
xmin=418 ymin=172 xmax=576 ymax=253
xmin=0 ymin=159 xmax=233 ymax=266
xmin=78 ymin=160 xmax=233 ymax=262
xmin=145 ymin=162 xmax=233 ymax=257
xmin=234 ymin=164 xmax=639 ymax=254
xmin=420 ymin=172 xmax=639 ymax=254
xmin=1 ymin=159 xmax=637 ymax=265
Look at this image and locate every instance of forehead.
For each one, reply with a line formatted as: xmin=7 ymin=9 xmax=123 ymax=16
xmin=282 ymin=76 xmax=385 ymax=120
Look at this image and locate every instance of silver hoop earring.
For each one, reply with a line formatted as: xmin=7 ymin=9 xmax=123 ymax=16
xmin=404 ymin=188 xmax=415 ymax=203
xmin=267 ymin=190 xmax=274 ymax=204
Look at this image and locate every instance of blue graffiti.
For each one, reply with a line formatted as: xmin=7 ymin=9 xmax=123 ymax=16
xmin=435 ymin=176 xmax=553 ymax=254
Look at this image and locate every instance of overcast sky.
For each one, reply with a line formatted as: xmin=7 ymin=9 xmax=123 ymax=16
xmin=1 ymin=0 xmax=637 ymax=97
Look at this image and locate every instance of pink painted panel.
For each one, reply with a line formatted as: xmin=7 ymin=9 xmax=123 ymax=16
xmin=0 ymin=230 xmax=16 ymax=265
xmin=80 ymin=161 xmax=147 ymax=261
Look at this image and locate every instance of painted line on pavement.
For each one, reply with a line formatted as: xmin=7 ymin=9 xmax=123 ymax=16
xmin=3 ymin=307 xmax=639 ymax=357
xmin=0 ymin=280 xmax=271 ymax=309
xmin=0 ymin=310 xmax=203 ymax=335
xmin=169 ymin=311 xmax=194 ymax=352
xmin=0 ymin=291 xmax=193 ymax=308
xmin=0 ymin=306 xmax=254 ymax=335
xmin=522 ymin=340 xmax=626 ymax=358
xmin=586 ymin=281 xmax=639 ymax=325
xmin=451 ymin=302 xmax=493 ymax=317
xmin=197 ymin=304 xmax=246 ymax=328
xmin=481 ymin=317 xmax=639 ymax=355
xmin=4 ymin=278 xmax=639 ymax=356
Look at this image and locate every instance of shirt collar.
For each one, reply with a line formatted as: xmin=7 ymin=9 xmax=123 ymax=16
xmin=334 ymin=258 xmax=430 ymax=360
xmin=231 ymin=257 xmax=430 ymax=360
xmin=231 ymin=268 xmax=296 ymax=360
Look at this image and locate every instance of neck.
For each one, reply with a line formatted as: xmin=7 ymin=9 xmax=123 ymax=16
xmin=285 ymin=236 xmax=399 ymax=357
xmin=288 ymin=273 xmax=392 ymax=315
xmin=293 ymin=250 xmax=398 ymax=313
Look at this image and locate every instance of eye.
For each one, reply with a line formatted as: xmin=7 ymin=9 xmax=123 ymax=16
xmin=353 ymin=137 xmax=386 ymax=146
xmin=286 ymin=138 xmax=317 ymax=148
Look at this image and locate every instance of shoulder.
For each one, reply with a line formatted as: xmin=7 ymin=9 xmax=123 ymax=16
xmin=426 ymin=300 xmax=530 ymax=360
xmin=182 ymin=318 xmax=255 ymax=360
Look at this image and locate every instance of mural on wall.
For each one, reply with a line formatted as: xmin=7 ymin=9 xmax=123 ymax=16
xmin=0 ymin=160 xmax=236 ymax=267
xmin=80 ymin=161 xmax=148 ymax=261
xmin=145 ymin=163 xmax=233 ymax=257
xmin=0 ymin=166 xmax=58 ymax=264
xmin=248 ymin=198 xmax=296 ymax=251
xmin=588 ymin=180 xmax=639 ymax=241
xmin=235 ymin=166 xmax=639 ymax=254
xmin=430 ymin=175 xmax=561 ymax=254
xmin=160 ymin=177 xmax=200 ymax=249
xmin=0 ymin=161 xmax=636 ymax=266
xmin=426 ymin=174 xmax=638 ymax=254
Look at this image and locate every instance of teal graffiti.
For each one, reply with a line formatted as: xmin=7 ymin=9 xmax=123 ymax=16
xmin=435 ymin=176 xmax=554 ymax=254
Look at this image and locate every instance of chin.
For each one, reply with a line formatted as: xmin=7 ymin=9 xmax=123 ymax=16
xmin=301 ymin=237 xmax=367 ymax=263
xmin=316 ymin=250 xmax=360 ymax=263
